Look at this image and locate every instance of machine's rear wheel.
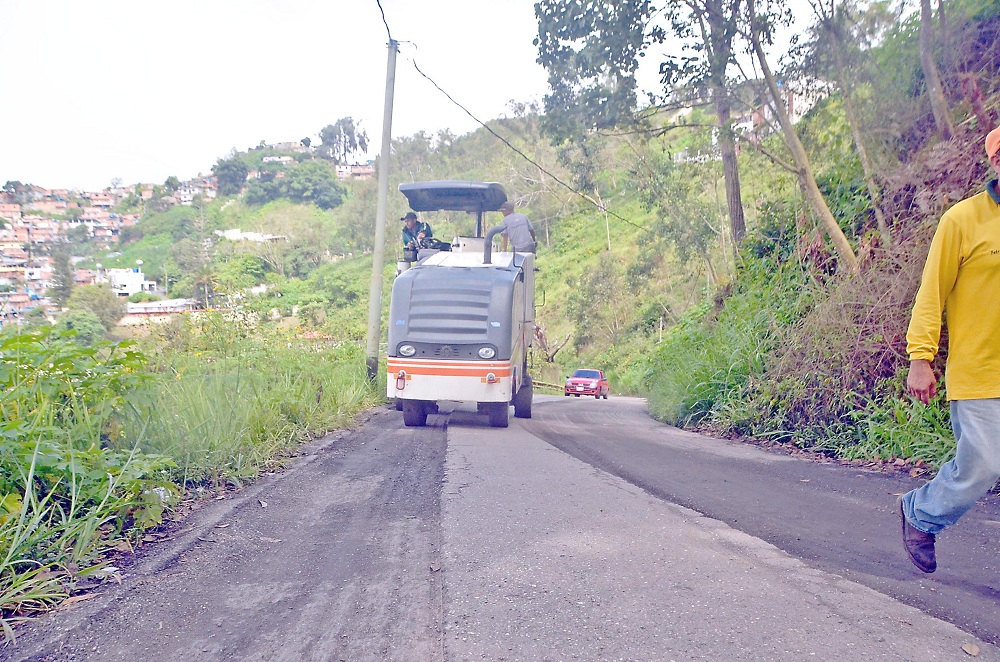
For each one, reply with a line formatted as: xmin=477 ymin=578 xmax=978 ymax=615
xmin=488 ymin=402 xmax=509 ymax=428
xmin=402 ymin=400 xmax=427 ymax=427
xmin=513 ymin=377 xmax=533 ymax=419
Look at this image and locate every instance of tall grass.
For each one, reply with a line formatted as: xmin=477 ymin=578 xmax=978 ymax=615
xmin=0 ymin=315 xmax=379 ymax=635
xmin=640 ymin=233 xmax=957 ymax=468
xmin=123 ymin=333 xmax=376 ymax=488
xmin=643 ymin=256 xmax=816 ymax=427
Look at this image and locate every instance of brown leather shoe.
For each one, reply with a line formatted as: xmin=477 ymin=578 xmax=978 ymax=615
xmin=900 ymin=500 xmax=936 ymax=573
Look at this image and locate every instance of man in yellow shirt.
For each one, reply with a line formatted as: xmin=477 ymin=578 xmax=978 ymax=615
xmin=900 ymin=125 xmax=1000 ymax=573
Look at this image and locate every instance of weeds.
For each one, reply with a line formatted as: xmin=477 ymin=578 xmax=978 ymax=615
xmin=0 ymin=316 xmax=379 ymax=635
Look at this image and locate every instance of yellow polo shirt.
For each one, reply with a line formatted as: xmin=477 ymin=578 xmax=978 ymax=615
xmin=906 ymin=182 xmax=1000 ymax=399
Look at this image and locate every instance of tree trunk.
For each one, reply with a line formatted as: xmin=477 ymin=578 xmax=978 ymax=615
xmin=713 ymin=85 xmax=747 ymax=250
xmin=746 ymin=1 xmax=858 ymax=271
xmin=831 ymin=47 xmax=891 ymax=245
xmin=920 ymin=0 xmax=953 ymax=140
xmin=704 ymin=0 xmax=746 ymax=254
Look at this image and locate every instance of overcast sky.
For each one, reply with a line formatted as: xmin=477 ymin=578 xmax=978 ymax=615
xmin=0 ymin=0 xmax=552 ymax=191
xmin=1 ymin=0 xmax=826 ymax=193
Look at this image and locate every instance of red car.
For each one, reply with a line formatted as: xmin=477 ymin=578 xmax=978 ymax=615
xmin=564 ymin=369 xmax=610 ymax=399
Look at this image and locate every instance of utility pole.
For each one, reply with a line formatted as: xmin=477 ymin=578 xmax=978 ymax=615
xmin=365 ymin=38 xmax=399 ymax=382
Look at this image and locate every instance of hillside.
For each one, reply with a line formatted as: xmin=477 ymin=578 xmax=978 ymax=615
xmin=7 ymin=2 xmax=999 ymax=469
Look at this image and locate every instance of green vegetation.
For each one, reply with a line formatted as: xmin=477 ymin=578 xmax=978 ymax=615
xmin=0 ymin=319 xmax=377 ymax=632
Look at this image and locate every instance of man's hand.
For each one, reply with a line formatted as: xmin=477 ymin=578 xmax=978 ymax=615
xmin=907 ymin=359 xmax=937 ymax=405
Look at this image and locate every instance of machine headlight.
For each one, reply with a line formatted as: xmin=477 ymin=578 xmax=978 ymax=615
xmin=398 ymin=344 xmax=417 ymax=357
xmin=590 ymin=380 xmax=599 ymax=387
xmin=478 ymin=347 xmax=496 ymax=359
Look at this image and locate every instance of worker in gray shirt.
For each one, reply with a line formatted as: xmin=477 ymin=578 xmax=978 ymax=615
xmin=499 ymin=200 xmax=537 ymax=253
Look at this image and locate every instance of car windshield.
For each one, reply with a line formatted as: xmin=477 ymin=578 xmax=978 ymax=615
xmin=572 ymin=370 xmax=601 ymax=379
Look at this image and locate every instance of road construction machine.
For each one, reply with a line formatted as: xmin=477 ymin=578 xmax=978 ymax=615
xmin=386 ymin=181 xmax=534 ymax=427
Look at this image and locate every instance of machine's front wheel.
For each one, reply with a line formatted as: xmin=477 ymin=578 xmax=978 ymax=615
xmin=488 ymin=402 xmax=509 ymax=428
xmin=402 ymin=400 xmax=428 ymax=427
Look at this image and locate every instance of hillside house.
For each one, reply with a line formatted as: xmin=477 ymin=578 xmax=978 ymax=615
xmin=25 ymin=260 xmax=54 ymax=291
xmin=87 ymin=192 xmax=114 ymax=208
xmin=270 ymin=141 xmax=308 ymax=152
xmin=99 ymin=266 xmax=158 ymax=297
xmin=0 ymin=291 xmax=35 ymax=326
xmin=335 ymin=163 xmax=375 ymax=181
xmin=119 ymin=298 xmax=198 ymax=326
xmin=81 ymin=206 xmax=111 ymax=222
xmin=73 ymin=268 xmax=99 ymax=286
xmin=0 ymin=265 xmax=24 ymax=287
xmin=0 ymin=203 xmax=21 ymax=221
xmin=29 ymin=199 xmax=71 ymax=216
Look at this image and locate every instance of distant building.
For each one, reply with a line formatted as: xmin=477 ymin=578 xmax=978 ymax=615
xmin=119 ymin=298 xmax=198 ymax=325
xmin=0 ymin=203 xmax=22 ymax=221
xmin=335 ymin=163 xmax=375 ymax=181
xmin=98 ymin=266 xmax=158 ymax=297
xmin=270 ymin=141 xmax=308 ymax=153
xmin=216 ymin=228 xmax=288 ymax=243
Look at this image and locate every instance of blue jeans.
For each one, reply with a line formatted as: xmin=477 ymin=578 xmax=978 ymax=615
xmin=902 ymin=399 xmax=1000 ymax=535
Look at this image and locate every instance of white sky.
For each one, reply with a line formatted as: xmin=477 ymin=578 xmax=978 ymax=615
xmin=0 ymin=0 xmax=822 ymax=193
xmin=0 ymin=0 xmax=552 ymax=191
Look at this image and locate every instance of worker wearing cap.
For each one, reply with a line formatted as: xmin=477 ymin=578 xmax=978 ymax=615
xmin=899 ymin=125 xmax=1000 ymax=573
xmin=498 ymin=200 xmax=537 ymax=253
xmin=401 ymin=212 xmax=433 ymax=249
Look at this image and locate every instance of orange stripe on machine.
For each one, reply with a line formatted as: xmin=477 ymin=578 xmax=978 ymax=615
xmin=387 ymin=358 xmax=512 ymax=378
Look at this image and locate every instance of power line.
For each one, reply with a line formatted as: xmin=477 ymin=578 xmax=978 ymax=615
xmin=407 ymin=58 xmax=645 ymax=231
xmin=375 ymin=0 xmax=392 ymax=41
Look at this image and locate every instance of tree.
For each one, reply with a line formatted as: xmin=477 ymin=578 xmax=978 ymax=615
xmin=743 ymin=0 xmax=858 ymax=270
xmin=212 ymin=156 xmax=249 ymax=196
xmin=301 ymin=137 xmax=312 ymax=149
xmin=58 ymin=310 xmax=106 ymax=346
xmin=534 ymin=0 xmax=747 ymax=251
xmin=283 ymin=161 xmax=345 ymax=210
xmin=3 ymin=180 xmax=28 ymax=205
xmin=919 ymin=0 xmax=953 ymax=139
xmin=237 ymin=202 xmax=333 ymax=277
xmin=245 ymin=161 xmax=345 ymax=210
xmin=164 ymin=176 xmax=181 ymax=193
xmin=798 ymin=0 xmax=895 ymax=245
xmin=318 ymin=117 xmax=369 ymax=165
xmin=66 ymin=224 xmax=90 ymax=244
xmin=636 ymin=154 xmax=725 ymax=286
xmin=66 ymin=284 xmax=127 ymax=330
xmin=215 ymin=254 xmax=268 ymax=293
xmin=49 ymin=247 xmax=75 ymax=307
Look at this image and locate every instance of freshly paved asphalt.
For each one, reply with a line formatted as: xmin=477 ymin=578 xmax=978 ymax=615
xmin=520 ymin=395 xmax=1000 ymax=647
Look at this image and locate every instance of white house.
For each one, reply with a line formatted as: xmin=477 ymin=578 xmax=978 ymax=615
xmin=99 ymin=266 xmax=158 ymax=297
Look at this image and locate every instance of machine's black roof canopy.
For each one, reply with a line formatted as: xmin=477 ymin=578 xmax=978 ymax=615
xmin=399 ymin=181 xmax=507 ymax=213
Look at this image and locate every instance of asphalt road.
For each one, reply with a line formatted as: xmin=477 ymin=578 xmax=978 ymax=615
xmin=6 ymin=395 xmax=998 ymax=661
xmin=521 ymin=395 xmax=1000 ymax=647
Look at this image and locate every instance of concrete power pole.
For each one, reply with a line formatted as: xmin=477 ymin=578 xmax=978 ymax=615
xmin=365 ymin=39 xmax=399 ymax=382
